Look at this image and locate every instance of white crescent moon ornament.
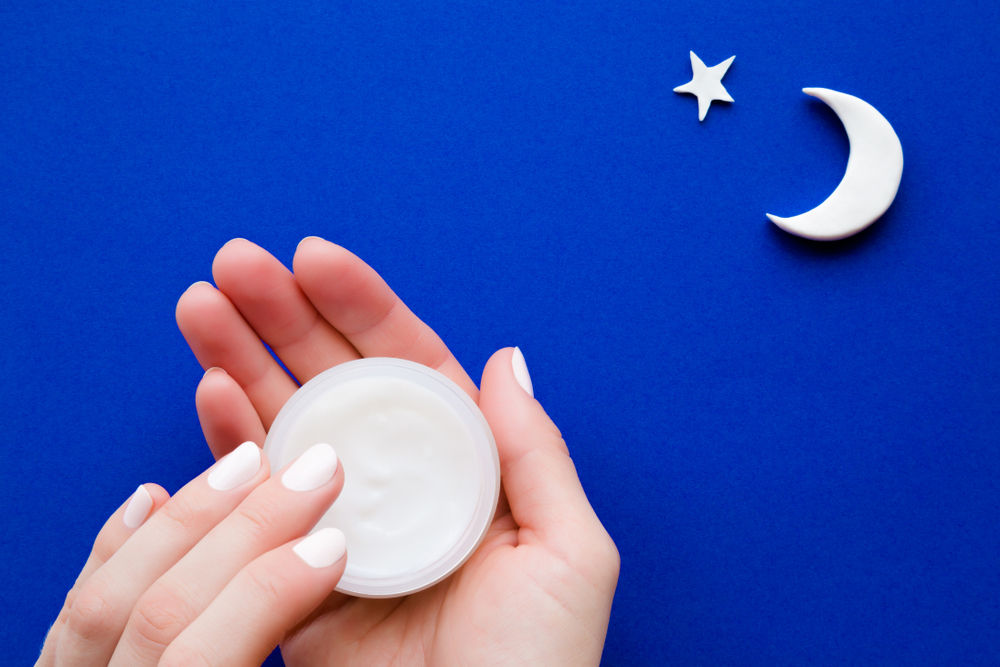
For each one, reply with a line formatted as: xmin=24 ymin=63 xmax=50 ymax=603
xmin=767 ymin=88 xmax=903 ymax=241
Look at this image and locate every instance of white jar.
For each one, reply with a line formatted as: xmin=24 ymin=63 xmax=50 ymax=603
xmin=264 ymin=358 xmax=500 ymax=598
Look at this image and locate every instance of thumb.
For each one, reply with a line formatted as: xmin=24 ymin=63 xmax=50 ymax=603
xmin=479 ymin=348 xmax=615 ymax=570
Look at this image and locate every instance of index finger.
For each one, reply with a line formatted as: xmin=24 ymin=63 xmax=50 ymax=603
xmin=293 ymin=237 xmax=479 ymax=402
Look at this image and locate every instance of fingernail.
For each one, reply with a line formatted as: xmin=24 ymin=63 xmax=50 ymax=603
xmin=282 ymin=443 xmax=339 ymax=492
xmin=208 ymin=441 xmax=262 ymax=491
xmin=222 ymin=237 xmax=248 ymax=247
xmin=123 ymin=485 xmax=153 ymax=529
xmin=511 ymin=347 xmax=534 ymax=398
xmin=202 ymin=366 xmax=227 ymax=378
xmin=186 ymin=280 xmax=214 ymax=292
xmin=293 ymin=527 xmax=347 ymax=568
xmin=297 ymin=235 xmax=325 ymax=248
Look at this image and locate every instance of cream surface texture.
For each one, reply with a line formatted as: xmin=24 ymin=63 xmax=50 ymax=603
xmin=281 ymin=376 xmax=481 ymax=579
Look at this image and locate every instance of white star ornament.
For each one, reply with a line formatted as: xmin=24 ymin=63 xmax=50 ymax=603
xmin=674 ymin=52 xmax=735 ymax=121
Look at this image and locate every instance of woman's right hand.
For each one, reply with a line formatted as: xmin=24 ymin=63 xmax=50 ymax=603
xmin=36 ymin=440 xmax=347 ymax=667
xmin=177 ymin=238 xmax=621 ymax=666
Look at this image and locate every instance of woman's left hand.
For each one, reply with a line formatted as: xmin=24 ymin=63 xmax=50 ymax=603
xmin=36 ymin=440 xmax=346 ymax=667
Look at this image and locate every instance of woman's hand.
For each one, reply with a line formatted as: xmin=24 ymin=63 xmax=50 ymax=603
xmin=36 ymin=441 xmax=347 ymax=667
xmin=175 ymin=237 xmax=479 ymax=457
xmin=176 ymin=238 xmax=620 ymax=666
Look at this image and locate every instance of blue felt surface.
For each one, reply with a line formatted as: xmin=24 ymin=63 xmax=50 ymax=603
xmin=2 ymin=0 xmax=999 ymax=664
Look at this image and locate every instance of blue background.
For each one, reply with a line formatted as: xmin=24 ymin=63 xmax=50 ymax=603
xmin=2 ymin=0 xmax=998 ymax=664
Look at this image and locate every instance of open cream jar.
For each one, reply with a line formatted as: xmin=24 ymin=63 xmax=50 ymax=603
xmin=264 ymin=358 xmax=500 ymax=598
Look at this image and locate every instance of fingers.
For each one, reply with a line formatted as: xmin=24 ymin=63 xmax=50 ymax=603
xmin=55 ymin=443 xmax=269 ymax=667
xmin=293 ymin=237 xmax=480 ymax=401
xmin=196 ymin=368 xmax=268 ymax=461
xmin=212 ymin=239 xmax=361 ymax=384
xmin=36 ymin=485 xmax=169 ymax=667
xmin=478 ymin=348 xmax=618 ymax=581
xmin=109 ymin=443 xmax=343 ymax=667
xmin=81 ymin=485 xmax=171 ymax=597
xmin=159 ymin=529 xmax=347 ymax=667
xmin=176 ymin=281 xmax=299 ymax=430
xmin=181 ymin=238 xmax=478 ymax=434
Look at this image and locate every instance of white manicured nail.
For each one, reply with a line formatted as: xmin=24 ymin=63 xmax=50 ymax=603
xmin=208 ymin=441 xmax=261 ymax=491
xmin=123 ymin=485 xmax=153 ymax=529
xmin=293 ymin=527 xmax=347 ymax=568
xmin=512 ymin=347 xmax=534 ymax=397
xmin=282 ymin=443 xmax=339 ymax=492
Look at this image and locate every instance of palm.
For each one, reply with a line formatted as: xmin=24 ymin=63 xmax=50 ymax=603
xmin=284 ymin=507 xmax=602 ymax=666
xmin=177 ymin=238 xmax=618 ymax=667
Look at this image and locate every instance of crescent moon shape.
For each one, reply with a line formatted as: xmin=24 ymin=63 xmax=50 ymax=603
xmin=767 ymin=88 xmax=903 ymax=241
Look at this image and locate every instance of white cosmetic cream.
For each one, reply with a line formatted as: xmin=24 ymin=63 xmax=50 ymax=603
xmin=264 ymin=358 xmax=499 ymax=598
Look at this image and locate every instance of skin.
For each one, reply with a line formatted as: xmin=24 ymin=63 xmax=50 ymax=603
xmin=39 ymin=237 xmax=620 ymax=666
xmin=37 ymin=442 xmax=349 ymax=667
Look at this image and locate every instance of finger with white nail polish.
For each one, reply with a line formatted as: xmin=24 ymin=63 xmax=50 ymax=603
xmin=123 ymin=485 xmax=153 ymax=529
xmin=57 ymin=450 xmax=271 ymax=667
xmin=208 ymin=441 xmax=262 ymax=491
xmin=282 ymin=443 xmax=339 ymax=491
xmin=35 ymin=484 xmax=171 ymax=667
xmin=294 ymin=527 xmax=347 ymax=568
xmin=512 ymin=346 xmax=534 ymax=397
xmin=108 ymin=442 xmax=344 ymax=667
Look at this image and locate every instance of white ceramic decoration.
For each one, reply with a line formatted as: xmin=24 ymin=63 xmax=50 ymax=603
xmin=674 ymin=51 xmax=735 ymax=121
xmin=767 ymin=88 xmax=903 ymax=241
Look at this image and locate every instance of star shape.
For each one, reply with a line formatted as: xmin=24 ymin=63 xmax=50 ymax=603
xmin=673 ymin=51 xmax=735 ymax=121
